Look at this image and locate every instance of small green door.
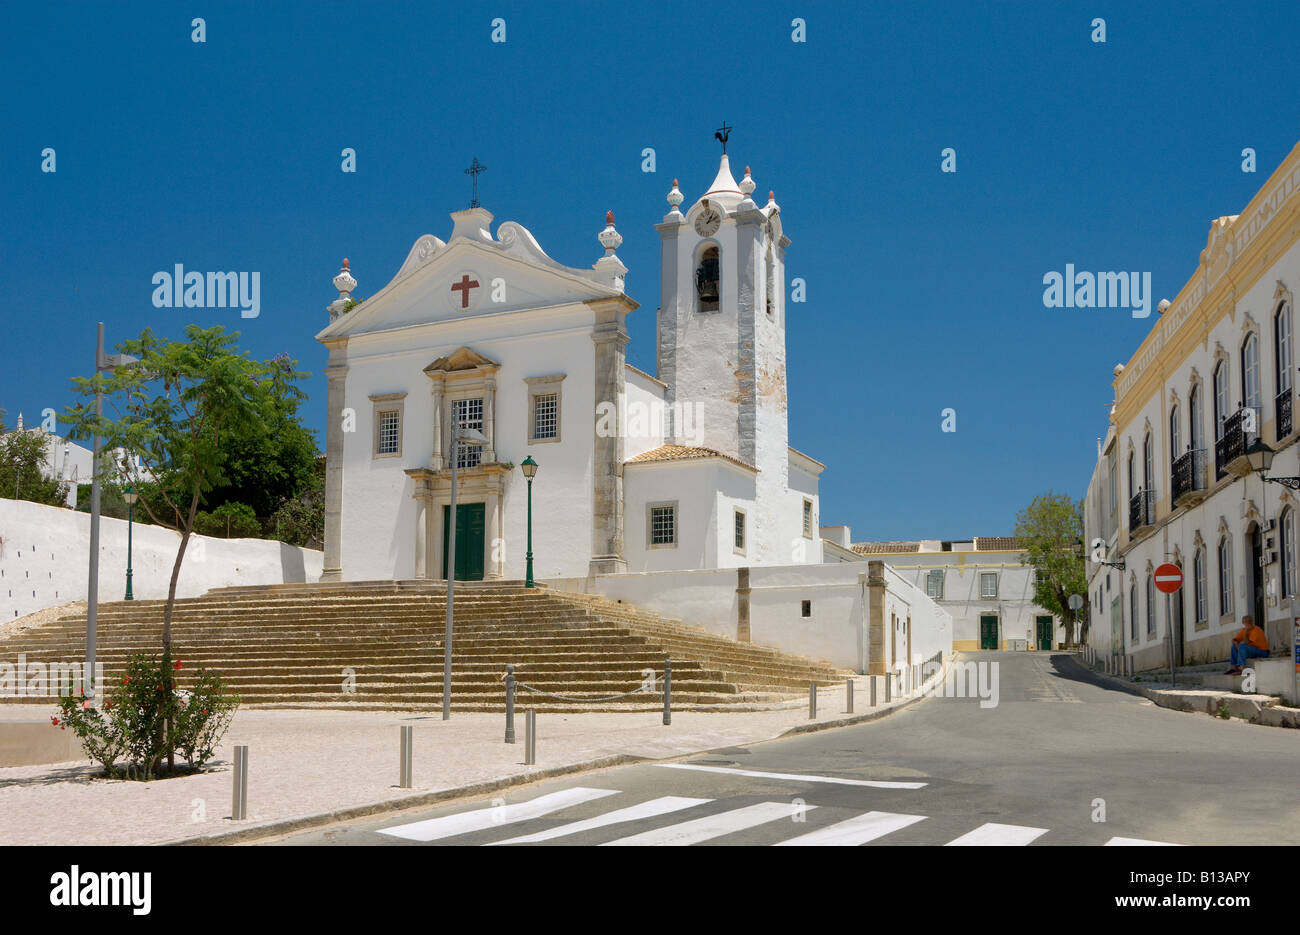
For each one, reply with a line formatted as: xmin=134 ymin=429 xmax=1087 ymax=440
xmin=441 ymin=502 xmax=486 ymax=581
xmin=979 ymin=615 xmax=999 ymax=650
xmin=1036 ymin=616 xmax=1053 ymax=650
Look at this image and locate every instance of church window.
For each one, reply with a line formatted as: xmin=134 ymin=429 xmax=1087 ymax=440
xmin=532 ymin=394 xmax=558 ymax=440
xmin=801 ymin=600 xmax=812 ymax=618
xmin=648 ymin=503 xmax=677 ymax=547
xmin=980 ymin=572 xmax=998 ymax=598
xmin=734 ymin=509 xmax=746 ymax=553
xmin=377 ymin=411 xmax=400 ymax=455
xmin=525 ymin=374 xmax=565 ymax=445
xmin=369 ymin=392 xmax=407 ymax=460
xmin=452 ymin=397 xmax=484 ymax=469
xmin=802 ymin=499 xmax=813 ymax=537
xmin=926 ymin=569 xmax=945 ymax=600
xmin=696 ymin=246 xmax=720 ymax=313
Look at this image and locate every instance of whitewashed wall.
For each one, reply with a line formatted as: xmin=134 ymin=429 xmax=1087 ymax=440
xmin=0 ymin=499 xmax=322 ymax=620
xmin=546 ymin=561 xmax=952 ymax=672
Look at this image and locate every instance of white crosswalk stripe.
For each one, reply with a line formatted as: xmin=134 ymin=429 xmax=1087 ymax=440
xmin=656 ymin=763 xmax=927 ymax=789
xmin=944 ymin=822 xmax=1049 ymax=846
xmin=601 ymin=801 xmax=804 ymax=846
xmin=487 ymin=796 xmax=712 ymax=845
xmin=1104 ymin=837 xmax=1184 ymax=846
xmin=376 ymin=787 xmax=619 ymax=842
xmin=774 ymin=810 xmax=927 ymax=846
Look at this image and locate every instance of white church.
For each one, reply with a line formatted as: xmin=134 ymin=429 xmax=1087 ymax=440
xmin=315 ymin=149 xmax=829 ymax=582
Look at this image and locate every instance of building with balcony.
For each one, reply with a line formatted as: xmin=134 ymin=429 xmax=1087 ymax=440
xmin=1083 ymin=142 xmax=1300 ymax=670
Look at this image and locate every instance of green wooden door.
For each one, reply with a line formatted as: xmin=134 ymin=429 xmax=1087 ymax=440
xmin=979 ymin=615 xmax=999 ymax=650
xmin=442 ymin=502 xmax=486 ymax=581
xmin=1036 ymin=616 xmax=1053 ymax=650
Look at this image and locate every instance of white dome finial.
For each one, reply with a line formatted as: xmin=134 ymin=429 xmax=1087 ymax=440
xmin=598 ymin=210 xmax=622 ymax=256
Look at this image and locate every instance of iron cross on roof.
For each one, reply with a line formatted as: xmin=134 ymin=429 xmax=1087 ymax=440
xmin=465 ymin=157 xmax=486 ymax=208
xmin=714 ymin=122 xmax=732 ymax=154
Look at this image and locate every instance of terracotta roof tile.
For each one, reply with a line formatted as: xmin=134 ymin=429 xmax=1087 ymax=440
xmin=850 ymin=541 xmax=920 ymax=555
xmin=974 ymin=536 xmax=1021 ymax=551
xmin=626 ymin=444 xmax=758 ymax=472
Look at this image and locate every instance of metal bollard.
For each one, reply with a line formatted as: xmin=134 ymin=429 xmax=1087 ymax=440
xmin=663 ymin=659 xmax=672 ymax=726
xmin=524 ymin=710 xmax=536 ymax=765
xmin=232 ymin=744 xmax=248 ymax=820
xmin=846 ymin=678 xmax=854 ymax=714
xmin=504 ymin=665 xmax=516 ymax=744
xmin=399 ymin=725 xmax=413 ymax=788
xmin=870 ymin=675 xmax=877 ymax=707
xmin=809 ymin=682 xmax=817 ymax=719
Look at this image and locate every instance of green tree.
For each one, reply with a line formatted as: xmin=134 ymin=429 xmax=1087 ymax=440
xmin=1014 ymin=491 xmax=1090 ymax=645
xmin=268 ymin=456 xmax=324 ymax=548
xmin=194 ymin=501 xmax=261 ymax=538
xmin=0 ymin=421 xmax=69 ymax=506
xmin=64 ymin=325 xmax=283 ymax=767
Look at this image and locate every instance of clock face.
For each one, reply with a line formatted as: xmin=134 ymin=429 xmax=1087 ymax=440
xmin=695 ymin=208 xmax=721 ymax=237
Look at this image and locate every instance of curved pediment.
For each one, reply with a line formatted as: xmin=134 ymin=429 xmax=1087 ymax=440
xmin=424 ymin=346 xmax=500 ymax=374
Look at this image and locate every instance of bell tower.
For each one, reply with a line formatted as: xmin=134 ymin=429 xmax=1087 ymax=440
xmin=656 ymin=140 xmax=791 ymax=482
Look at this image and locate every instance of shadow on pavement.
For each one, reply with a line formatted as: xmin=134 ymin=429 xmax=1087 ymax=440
xmin=1047 ymin=653 xmax=1145 ymax=698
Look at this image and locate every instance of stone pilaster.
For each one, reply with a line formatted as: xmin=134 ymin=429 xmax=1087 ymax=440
xmin=734 ymin=211 xmax=761 ymax=465
xmin=867 ymin=560 xmax=887 ymax=675
xmin=587 ymin=296 xmax=636 ymax=575
xmin=655 ymin=220 xmax=681 ymax=440
xmin=321 ymin=339 xmax=348 ymax=582
xmin=483 ymin=375 xmax=497 ymax=463
xmin=428 ymin=373 xmax=445 ymax=470
xmin=736 ymin=567 xmax=751 ymax=642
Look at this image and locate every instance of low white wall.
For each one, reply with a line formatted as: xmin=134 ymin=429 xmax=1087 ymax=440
xmin=546 ymin=561 xmax=953 ymax=673
xmin=0 ymin=499 xmax=323 ymax=620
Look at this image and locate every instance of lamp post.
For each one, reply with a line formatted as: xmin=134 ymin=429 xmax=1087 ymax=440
xmin=442 ymin=421 xmax=489 ymax=720
xmin=85 ymin=323 xmax=138 ymax=703
xmin=123 ymin=485 xmax=138 ymax=600
xmin=520 ymin=456 xmax=538 ymax=588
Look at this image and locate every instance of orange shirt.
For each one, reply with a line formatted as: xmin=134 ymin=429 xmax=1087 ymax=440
xmin=1235 ymin=625 xmax=1269 ymax=652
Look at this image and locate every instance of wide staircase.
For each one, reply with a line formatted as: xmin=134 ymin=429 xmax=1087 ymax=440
xmin=0 ymin=581 xmax=850 ymax=712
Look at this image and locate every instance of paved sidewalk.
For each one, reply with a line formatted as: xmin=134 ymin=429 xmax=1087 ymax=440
xmin=0 ymin=673 xmax=933 ymax=846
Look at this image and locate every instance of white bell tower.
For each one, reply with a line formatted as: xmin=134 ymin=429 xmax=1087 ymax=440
xmin=656 ymin=148 xmax=791 ymax=484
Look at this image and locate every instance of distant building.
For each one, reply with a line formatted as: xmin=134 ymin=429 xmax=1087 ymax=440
xmin=1 ymin=412 xmax=147 ymax=508
xmin=843 ymin=537 xmax=1065 ymax=651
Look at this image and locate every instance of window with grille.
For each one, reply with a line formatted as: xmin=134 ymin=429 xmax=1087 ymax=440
xmin=734 ymin=510 xmax=745 ymax=551
xmin=1194 ymin=548 xmax=1207 ymax=624
xmin=376 ymin=410 xmax=400 ymax=455
xmin=532 ymin=393 xmax=558 ymax=440
xmin=980 ymin=572 xmax=997 ymax=599
xmin=802 ymin=499 xmax=813 ymax=537
xmin=1218 ymin=539 xmax=1233 ymax=616
xmin=926 ymin=569 xmax=945 ymax=600
xmin=1145 ymin=574 xmax=1156 ymax=637
xmin=649 ymin=504 xmax=676 ymax=546
xmin=452 ymin=397 xmax=484 ymax=469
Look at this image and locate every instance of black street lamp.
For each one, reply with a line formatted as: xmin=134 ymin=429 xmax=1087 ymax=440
xmin=520 ymin=456 xmax=538 ymax=588
xmin=123 ymin=484 xmax=138 ymax=600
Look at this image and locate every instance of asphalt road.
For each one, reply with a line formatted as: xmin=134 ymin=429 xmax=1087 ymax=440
xmin=270 ymin=652 xmax=1300 ymax=846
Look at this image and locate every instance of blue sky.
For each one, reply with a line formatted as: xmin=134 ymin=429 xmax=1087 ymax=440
xmin=3 ymin=1 xmax=1298 ymax=540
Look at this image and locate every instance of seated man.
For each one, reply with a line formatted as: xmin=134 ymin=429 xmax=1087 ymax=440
xmin=1226 ymin=615 xmax=1269 ymax=674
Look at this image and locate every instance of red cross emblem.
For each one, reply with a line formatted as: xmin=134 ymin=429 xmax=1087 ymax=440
xmin=451 ymin=274 xmax=480 ymax=308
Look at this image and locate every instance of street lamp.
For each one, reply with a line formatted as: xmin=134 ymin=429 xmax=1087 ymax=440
xmin=123 ymin=485 xmax=138 ymax=600
xmin=85 ymin=323 xmax=138 ymax=703
xmin=442 ymin=421 xmax=489 ymax=720
xmin=520 ymin=456 xmax=538 ymax=588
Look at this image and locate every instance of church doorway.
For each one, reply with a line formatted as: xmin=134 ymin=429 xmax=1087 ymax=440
xmin=442 ymin=502 xmax=486 ymax=581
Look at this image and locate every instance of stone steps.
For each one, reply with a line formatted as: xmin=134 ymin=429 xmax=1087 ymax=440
xmin=0 ymin=581 xmax=851 ymax=710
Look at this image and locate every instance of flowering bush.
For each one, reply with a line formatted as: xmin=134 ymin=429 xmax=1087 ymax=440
xmin=55 ymin=653 xmax=240 ymax=780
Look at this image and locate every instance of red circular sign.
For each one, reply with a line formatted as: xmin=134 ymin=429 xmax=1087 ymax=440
xmin=1154 ymin=563 xmax=1183 ymax=593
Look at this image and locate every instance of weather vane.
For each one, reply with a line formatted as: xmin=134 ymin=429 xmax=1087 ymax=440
xmin=714 ymin=121 xmax=732 ymax=154
xmin=465 ymin=157 xmax=486 ymax=208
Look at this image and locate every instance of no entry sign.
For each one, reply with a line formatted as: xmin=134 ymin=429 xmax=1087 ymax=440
xmin=1155 ymin=563 xmax=1183 ymax=593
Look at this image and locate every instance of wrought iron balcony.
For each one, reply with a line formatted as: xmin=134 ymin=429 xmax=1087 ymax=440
xmin=1129 ymin=488 xmax=1155 ymax=532
xmin=1277 ymin=390 xmax=1293 ymax=439
xmin=1172 ymin=448 xmax=1208 ymax=507
xmin=1215 ymin=406 xmax=1260 ymax=479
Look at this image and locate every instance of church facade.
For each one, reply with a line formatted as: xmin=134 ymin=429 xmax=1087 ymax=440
xmin=315 ymin=152 xmax=826 ymax=582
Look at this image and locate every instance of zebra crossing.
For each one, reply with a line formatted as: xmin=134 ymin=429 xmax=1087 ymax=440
xmin=373 ymin=786 xmax=1184 ymax=846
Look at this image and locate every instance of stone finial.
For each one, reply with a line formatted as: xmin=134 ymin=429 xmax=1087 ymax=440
xmin=598 ymin=211 xmax=622 ymax=256
xmin=333 ymin=258 xmax=357 ymax=300
xmin=666 ymin=178 xmax=684 ymax=214
xmin=15 ymin=412 xmax=23 ymax=431
xmin=739 ymin=166 xmax=756 ymax=196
